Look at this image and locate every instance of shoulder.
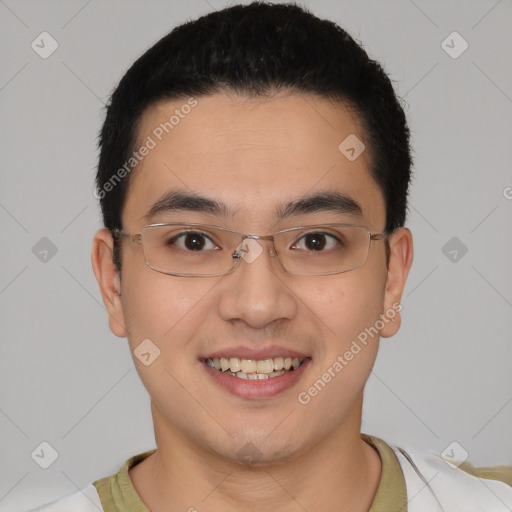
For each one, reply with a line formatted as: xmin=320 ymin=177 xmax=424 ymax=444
xmin=390 ymin=444 xmax=512 ymax=512
xmin=22 ymin=484 xmax=104 ymax=512
xmin=22 ymin=449 xmax=155 ymax=512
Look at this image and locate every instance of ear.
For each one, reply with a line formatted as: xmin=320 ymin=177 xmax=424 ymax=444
xmin=380 ymin=227 xmax=414 ymax=338
xmin=91 ymin=229 xmax=127 ymax=338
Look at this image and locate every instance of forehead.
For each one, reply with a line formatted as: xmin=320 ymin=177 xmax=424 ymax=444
xmin=123 ymin=92 xmax=385 ymax=231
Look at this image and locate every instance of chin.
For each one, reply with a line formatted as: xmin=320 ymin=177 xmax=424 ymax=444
xmin=205 ymin=429 xmax=306 ymax=468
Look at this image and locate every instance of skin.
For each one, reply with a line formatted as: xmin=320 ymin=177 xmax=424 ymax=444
xmin=91 ymin=90 xmax=413 ymax=512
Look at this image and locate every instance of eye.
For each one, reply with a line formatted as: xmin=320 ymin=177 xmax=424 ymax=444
xmin=169 ymin=231 xmax=218 ymax=251
xmin=292 ymin=232 xmax=340 ymax=251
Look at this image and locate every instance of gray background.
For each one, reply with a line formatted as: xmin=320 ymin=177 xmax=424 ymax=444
xmin=1 ymin=0 xmax=511 ymax=510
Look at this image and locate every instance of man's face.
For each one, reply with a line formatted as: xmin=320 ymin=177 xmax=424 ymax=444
xmin=94 ymin=92 xmax=410 ymax=464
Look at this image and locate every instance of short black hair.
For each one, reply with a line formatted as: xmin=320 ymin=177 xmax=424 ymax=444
xmin=96 ymin=1 xmax=413 ymax=272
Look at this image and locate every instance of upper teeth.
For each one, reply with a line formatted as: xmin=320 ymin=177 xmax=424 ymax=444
xmin=206 ymin=357 xmax=303 ymax=374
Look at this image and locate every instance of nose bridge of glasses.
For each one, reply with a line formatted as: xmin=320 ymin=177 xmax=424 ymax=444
xmin=244 ymin=234 xmax=274 ymax=241
xmin=233 ymin=233 xmax=277 ymax=260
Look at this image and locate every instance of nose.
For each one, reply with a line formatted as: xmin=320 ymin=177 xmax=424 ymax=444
xmin=217 ymin=238 xmax=298 ymax=330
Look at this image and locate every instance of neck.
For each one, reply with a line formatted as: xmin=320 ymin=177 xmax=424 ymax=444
xmin=129 ymin=399 xmax=381 ymax=512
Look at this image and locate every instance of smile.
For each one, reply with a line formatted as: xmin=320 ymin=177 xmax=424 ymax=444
xmin=205 ymin=356 xmax=305 ymax=380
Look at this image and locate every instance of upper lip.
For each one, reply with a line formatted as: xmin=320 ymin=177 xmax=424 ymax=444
xmin=202 ymin=346 xmax=310 ymax=361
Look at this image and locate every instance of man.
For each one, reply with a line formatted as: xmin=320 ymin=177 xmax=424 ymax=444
xmin=28 ymin=2 xmax=511 ymax=511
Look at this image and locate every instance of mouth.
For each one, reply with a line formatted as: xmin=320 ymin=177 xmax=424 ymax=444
xmin=201 ymin=351 xmax=311 ymax=399
xmin=204 ymin=356 xmax=306 ymax=380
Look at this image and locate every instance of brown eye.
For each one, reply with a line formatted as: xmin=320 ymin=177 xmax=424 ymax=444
xmin=293 ymin=232 xmax=339 ymax=252
xmin=169 ymin=232 xmax=216 ymax=251
xmin=304 ymin=233 xmax=327 ymax=251
xmin=184 ymin=233 xmax=206 ymax=250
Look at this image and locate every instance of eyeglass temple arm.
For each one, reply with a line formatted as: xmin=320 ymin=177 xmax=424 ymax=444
xmin=112 ymin=229 xmax=142 ymax=243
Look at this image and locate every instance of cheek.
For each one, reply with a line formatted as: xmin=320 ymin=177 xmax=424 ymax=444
xmin=301 ymin=268 xmax=386 ymax=394
xmin=294 ymin=272 xmax=385 ymax=424
xmin=121 ymin=262 xmax=216 ymax=351
xmin=305 ymin=268 xmax=386 ymax=344
xmin=120 ymin=273 xmax=216 ymax=405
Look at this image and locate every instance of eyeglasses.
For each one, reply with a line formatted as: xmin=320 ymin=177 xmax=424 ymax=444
xmin=112 ymin=222 xmax=387 ymax=277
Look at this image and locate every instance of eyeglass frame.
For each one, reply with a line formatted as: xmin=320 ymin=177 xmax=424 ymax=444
xmin=112 ymin=222 xmax=389 ymax=277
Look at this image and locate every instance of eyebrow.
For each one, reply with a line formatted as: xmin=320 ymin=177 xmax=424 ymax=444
xmin=142 ymin=189 xmax=363 ymax=222
xmin=275 ymin=191 xmax=363 ymax=219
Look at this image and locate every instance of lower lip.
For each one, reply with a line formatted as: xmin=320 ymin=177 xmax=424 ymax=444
xmin=202 ymin=359 xmax=311 ymax=400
